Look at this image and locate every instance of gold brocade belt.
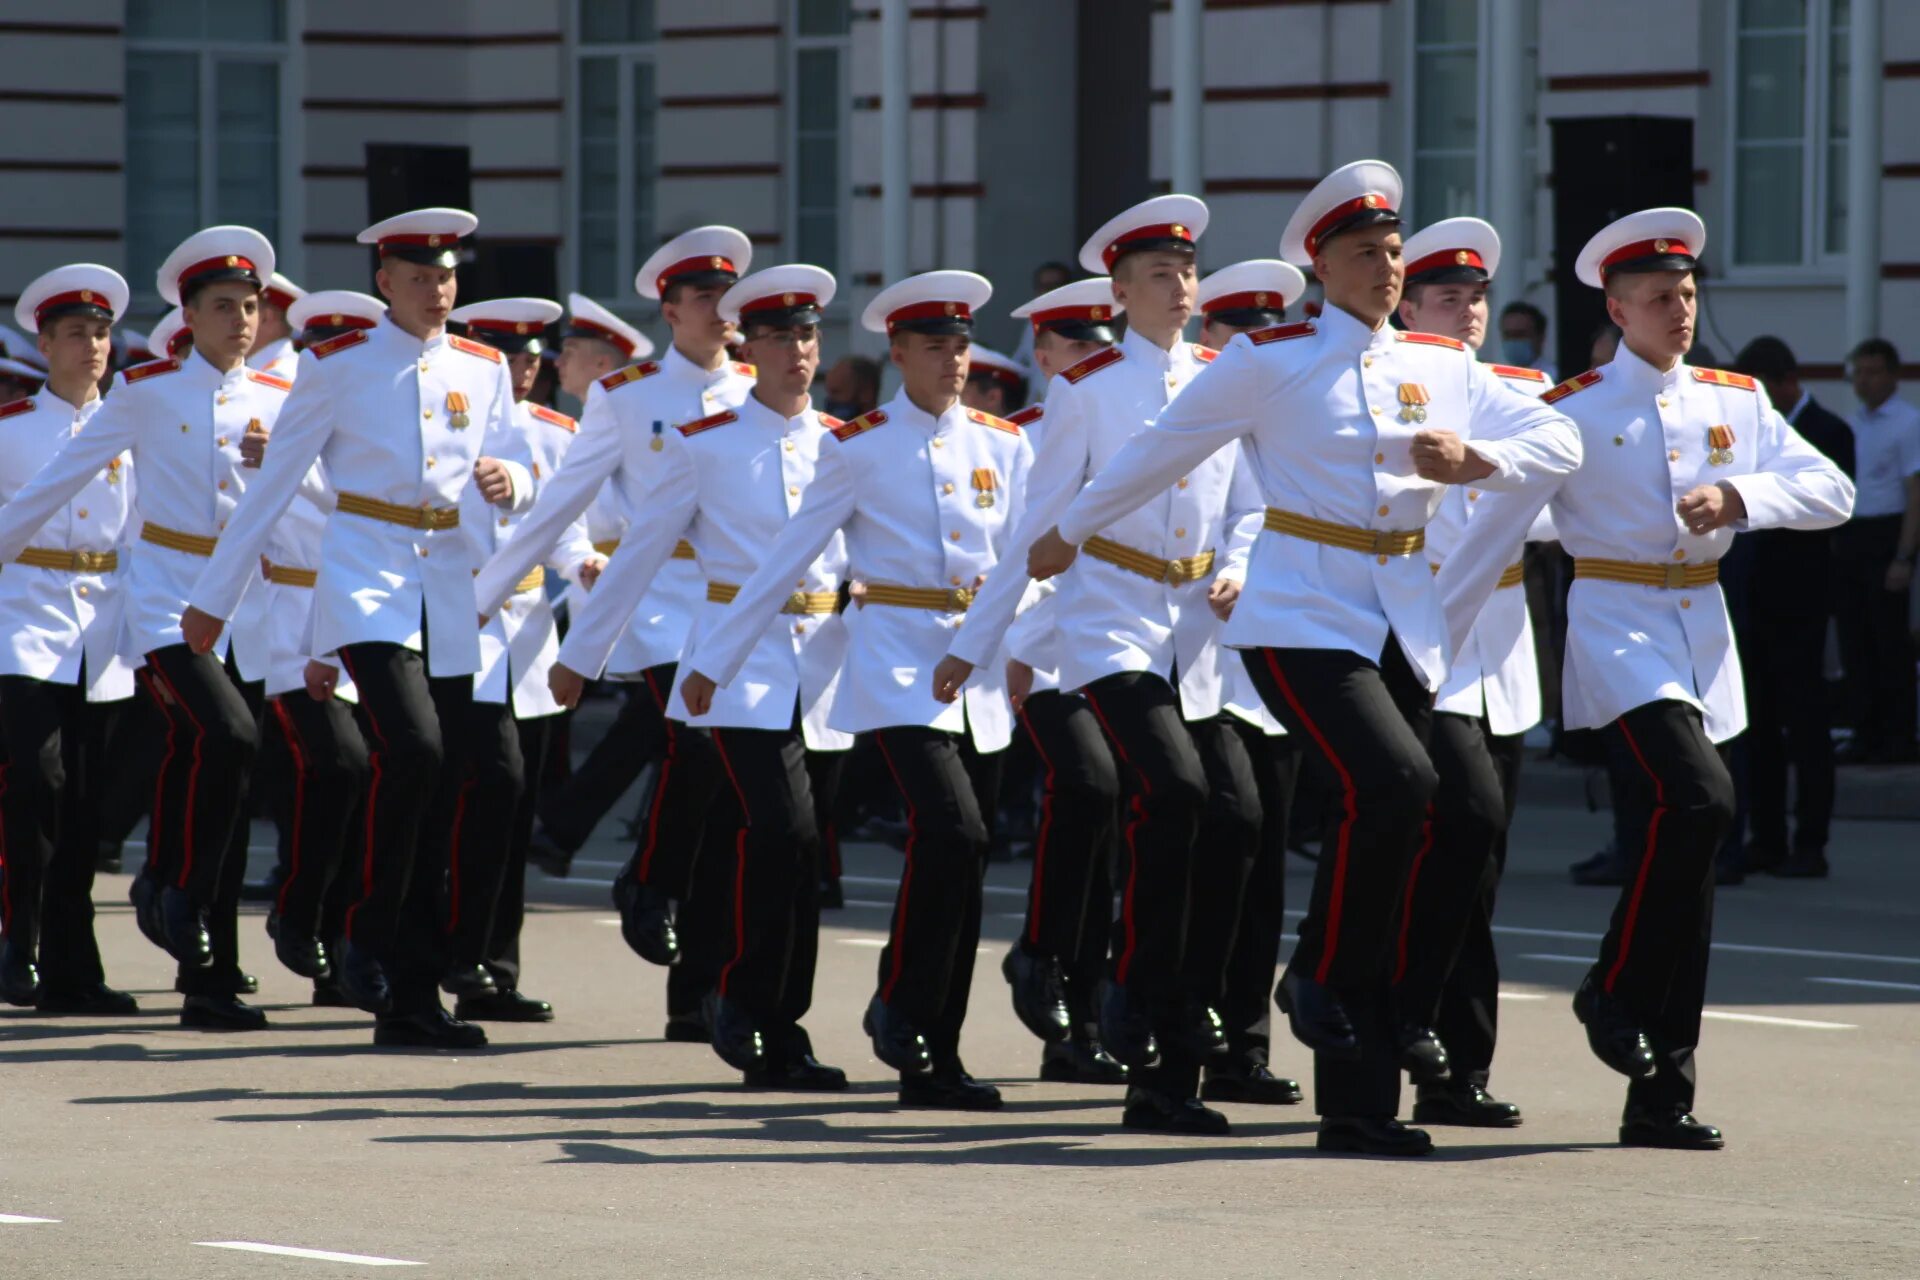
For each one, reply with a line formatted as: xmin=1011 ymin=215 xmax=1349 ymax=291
xmin=861 ymin=584 xmax=974 ymax=612
xmin=1263 ymin=507 xmax=1425 ymax=559
xmin=139 ymin=522 xmax=218 ymax=557
xmin=1573 ymin=558 xmax=1719 ymax=589
xmin=264 ymin=561 xmax=318 ymax=587
xmin=1430 ymin=561 xmax=1525 ymax=589
xmin=17 ymin=546 xmax=118 ymax=573
xmin=1082 ymin=535 xmax=1216 ymax=584
xmin=706 ymin=581 xmax=838 ymax=614
xmin=336 ymin=492 xmax=459 ymax=531
xmin=593 ymin=539 xmax=693 ymax=561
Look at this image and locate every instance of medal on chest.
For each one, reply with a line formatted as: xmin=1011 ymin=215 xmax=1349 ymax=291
xmin=105 ymin=457 xmax=122 ymax=485
xmin=1707 ymin=424 xmax=1735 ymax=466
xmin=446 ymin=390 xmax=471 ymax=429
xmin=651 ymin=419 xmax=664 ymax=451
xmin=1397 ymin=383 xmax=1430 ymax=424
xmin=971 ymin=467 xmax=997 ymax=509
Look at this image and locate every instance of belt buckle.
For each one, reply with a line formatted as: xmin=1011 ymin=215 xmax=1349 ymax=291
xmin=1160 ymin=559 xmax=1183 ymax=584
xmin=1370 ymin=530 xmax=1397 ymax=556
xmin=787 ymin=590 xmax=808 ymax=613
xmin=946 ymin=586 xmax=974 ymax=610
xmin=1663 ymin=563 xmax=1688 ymax=589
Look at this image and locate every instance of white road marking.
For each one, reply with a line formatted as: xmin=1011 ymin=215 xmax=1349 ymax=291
xmin=1808 ymin=976 xmax=1920 ymax=993
xmin=0 ymin=1215 xmax=58 ymax=1225
xmin=836 ymin=938 xmax=886 ymax=948
xmin=1518 ymin=953 xmax=1592 ymax=964
xmin=1496 ymin=992 xmax=1549 ymax=1001
xmin=196 ymin=1242 xmax=422 ymax=1266
xmin=1701 ymin=1011 xmax=1857 ymax=1030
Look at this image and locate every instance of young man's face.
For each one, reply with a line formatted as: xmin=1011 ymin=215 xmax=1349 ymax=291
xmin=1604 ymin=271 xmax=1696 ymax=366
xmin=662 ymin=283 xmax=735 ymax=349
xmin=736 ymin=322 xmax=821 ymax=402
xmin=960 ymin=376 xmax=1010 ymax=415
xmin=890 ymin=332 xmax=970 ymax=403
xmin=556 ymin=336 xmax=620 ymax=399
xmin=507 ymin=349 xmax=542 ymax=402
xmin=376 ymin=260 xmax=458 ymax=330
xmin=1851 ymin=352 xmax=1898 ymax=409
xmin=1032 ymin=330 xmax=1105 ymax=380
xmin=252 ymin=300 xmax=292 ymax=350
xmin=182 ymin=282 xmax=262 ymax=365
xmin=1313 ymin=227 xmax=1404 ymax=323
xmin=1111 ymin=250 xmax=1196 ymax=335
xmin=1398 ymin=281 xmax=1490 ymax=350
xmin=38 ymin=314 xmax=113 ymax=386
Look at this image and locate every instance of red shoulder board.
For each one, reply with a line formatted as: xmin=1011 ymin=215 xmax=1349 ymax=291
xmin=449 ymin=335 xmax=502 ymax=363
xmin=1248 ymin=322 xmax=1315 ymax=346
xmin=1191 ymin=344 xmax=1218 ymax=363
xmin=967 ymin=407 xmax=1019 ymax=435
xmin=732 ymin=361 xmax=756 ymax=377
xmin=1061 ymin=345 xmax=1124 ymax=384
xmin=310 ymin=330 xmax=367 ymax=360
xmin=1398 ymin=330 xmax=1465 ymax=351
xmin=677 ymin=409 xmax=737 ymax=437
xmin=123 ymin=357 xmax=182 ymax=383
xmin=818 ymin=414 xmax=846 ymax=430
xmin=0 ymin=397 xmax=34 ymax=421
xmin=1488 ymin=364 xmax=1548 ymax=383
xmin=1007 ymin=403 xmax=1045 ymax=429
xmin=245 ymin=369 xmax=292 ymax=392
xmin=830 ymin=409 xmax=887 ymax=443
xmin=1541 ymin=368 xmax=1604 ymax=405
xmin=598 ymin=361 xmax=660 ymax=393
xmin=1693 ymin=367 xmax=1756 ymax=392
xmin=529 ymin=403 xmax=577 ymax=432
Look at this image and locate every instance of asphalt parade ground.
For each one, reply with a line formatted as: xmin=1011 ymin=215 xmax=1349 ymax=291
xmin=3 ymin=772 xmax=1917 ymax=1278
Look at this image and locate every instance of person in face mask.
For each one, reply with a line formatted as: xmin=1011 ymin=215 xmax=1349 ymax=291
xmin=821 ymin=353 xmax=880 ymax=421
xmin=1497 ymin=300 xmax=1554 ymax=380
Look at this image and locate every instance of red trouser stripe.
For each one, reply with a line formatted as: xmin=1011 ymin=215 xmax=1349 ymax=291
xmin=634 ymin=666 xmax=678 ymax=883
xmin=147 ymin=660 xmax=206 ymax=891
xmin=709 ymin=728 xmax=751 ymax=998
xmin=871 ymin=730 xmax=917 ymax=1004
xmin=269 ymin=698 xmax=309 ymax=917
xmin=1017 ymin=704 xmax=1056 ymax=949
xmin=1390 ymin=805 xmax=1436 ymax=985
xmin=1260 ymin=648 xmax=1358 ymax=985
xmin=1605 ymin=718 xmax=1666 ymax=994
xmin=1079 ymin=689 xmax=1147 ymax=985
xmin=444 ymin=777 xmax=474 ymax=932
xmin=336 ymin=648 xmax=384 ymax=944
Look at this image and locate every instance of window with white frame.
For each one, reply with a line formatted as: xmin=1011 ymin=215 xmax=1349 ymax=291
xmin=125 ymin=0 xmax=288 ymax=304
xmin=1409 ymin=0 xmax=1479 ymax=227
xmin=789 ymin=0 xmax=851 ymax=276
xmin=1731 ymin=0 xmax=1851 ymax=267
xmin=574 ymin=0 xmax=658 ymax=299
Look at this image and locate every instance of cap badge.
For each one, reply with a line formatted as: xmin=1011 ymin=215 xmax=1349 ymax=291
xmin=1455 ymin=250 xmax=1471 ymax=265
xmin=1091 ymin=307 xmax=1107 ymax=320
xmin=944 ymin=302 xmax=958 ymax=316
xmin=1171 ymin=224 xmax=1187 ymax=237
xmin=517 ymin=322 xmax=530 ymax=334
xmin=80 ymin=290 xmax=94 ymax=303
xmin=1254 ymin=292 xmax=1268 ymax=306
xmin=225 ymin=256 xmax=239 ymax=267
xmin=1654 ymin=238 xmax=1670 ymax=252
xmin=330 ymin=313 xmax=344 ymax=326
xmin=711 ymin=257 xmax=725 ymax=269
xmin=1362 ymin=194 xmax=1381 ymax=209
xmin=428 ymin=235 xmax=442 ymax=247
xmin=783 ymin=292 xmax=796 ymax=305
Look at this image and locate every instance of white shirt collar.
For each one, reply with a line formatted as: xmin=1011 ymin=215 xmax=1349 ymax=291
xmin=1121 ymin=324 xmax=1184 ymax=372
xmin=1317 ymin=302 xmax=1392 ymax=355
xmin=1608 ymin=341 xmax=1685 ymax=392
xmin=664 ymin=343 xmax=732 ymax=387
xmin=187 ymin=347 xmax=247 ymax=383
xmin=887 ymin=388 xmax=965 ymax=436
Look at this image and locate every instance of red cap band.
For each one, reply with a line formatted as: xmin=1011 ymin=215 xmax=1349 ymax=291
xmin=309 ymin=313 xmax=377 ymax=331
xmin=568 ymin=317 xmax=636 ymax=356
xmin=263 ymin=286 xmax=300 ymax=311
xmin=1304 ymin=193 xmax=1393 ymax=257
xmin=467 ymin=318 xmax=545 ymax=336
xmin=166 ymin=328 xmax=194 ymax=355
xmin=33 ymin=288 xmax=116 ymax=325
xmin=739 ymin=291 xmax=819 ymax=315
xmin=656 ymin=254 xmax=738 ymax=295
xmin=178 ymin=254 xmax=259 ymax=289
xmin=1405 ymin=248 xmax=1487 ymax=279
xmin=377 ymin=233 xmax=461 ymax=253
xmin=886 ymin=299 xmax=973 ymax=334
xmin=1600 ymin=237 xmax=1693 ymax=274
xmin=1201 ymin=290 xmax=1288 ymax=315
xmin=1101 ymin=222 xmax=1197 ymax=270
xmin=1028 ymin=302 xmax=1114 ymax=333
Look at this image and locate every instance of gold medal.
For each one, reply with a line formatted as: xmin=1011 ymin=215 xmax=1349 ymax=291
xmin=446 ymin=390 xmax=470 ymax=429
xmin=105 ymin=457 xmax=122 ymax=485
xmin=1707 ymin=424 xmax=1735 ymax=466
xmin=1397 ymin=383 xmax=1430 ymax=424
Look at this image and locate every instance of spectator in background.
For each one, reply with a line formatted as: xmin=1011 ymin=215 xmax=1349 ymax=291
xmin=1589 ymin=322 xmax=1621 ymax=368
xmin=1731 ymin=337 xmax=1855 ymax=878
xmin=1012 ymin=260 xmax=1074 ymax=376
xmin=1497 ymin=300 xmax=1555 ymax=379
xmin=961 ymin=346 xmax=1029 ymax=415
xmin=1838 ymin=338 xmax=1920 ymax=764
xmin=821 ymin=353 xmax=880 ymax=421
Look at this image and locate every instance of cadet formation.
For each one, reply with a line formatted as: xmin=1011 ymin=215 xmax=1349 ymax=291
xmin=0 ymin=158 xmax=1855 ymax=1156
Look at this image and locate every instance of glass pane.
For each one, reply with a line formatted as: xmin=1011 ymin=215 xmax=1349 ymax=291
xmin=797 ymin=49 xmax=839 ymax=130
xmin=205 ymin=0 xmax=284 ymax=42
xmin=127 ymin=0 xmax=201 ymax=40
xmin=214 ymin=61 xmax=278 ymax=242
xmin=580 ymin=216 xmax=619 ymax=296
xmin=632 ymin=61 xmax=656 ymax=253
xmin=581 ymin=0 xmax=654 ymax=43
xmin=1737 ymin=31 xmax=1807 ymax=140
xmin=797 ymin=211 xmax=837 ymax=274
xmin=797 ymin=136 xmax=837 ymax=208
xmin=1413 ymin=155 xmax=1478 ymax=226
xmin=1825 ymin=140 xmax=1848 ymax=254
xmin=1414 ymin=50 xmax=1478 ymax=151
xmin=797 ymin=0 xmax=851 ymax=37
xmin=126 ymin=52 xmax=202 ymax=295
xmin=1735 ymin=144 xmax=1804 ymax=263
xmin=578 ymin=58 xmax=620 ymax=290
xmin=579 ymin=56 xmax=618 ymax=139
xmin=1415 ymin=0 xmax=1476 ymax=46
xmin=1740 ymin=0 xmax=1807 ymax=30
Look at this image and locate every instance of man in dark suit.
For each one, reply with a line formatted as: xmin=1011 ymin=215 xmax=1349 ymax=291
xmin=1732 ymin=337 xmax=1856 ymax=878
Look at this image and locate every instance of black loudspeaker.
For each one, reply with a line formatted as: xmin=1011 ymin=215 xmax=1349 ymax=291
xmin=1547 ymin=116 xmax=1695 ymax=379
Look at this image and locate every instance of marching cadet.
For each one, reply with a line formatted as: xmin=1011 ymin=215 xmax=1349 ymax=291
xmin=472 ymin=228 xmax=754 ymax=974
xmin=525 ymin=292 xmax=656 ymax=880
xmin=1188 ymin=257 xmax=1309 ymax=1109
xmin=1026 ymin=160 xmax=1581 ymax=1155
xmin=0 ymin=265 xmax=140 ymax=1015
xmin=934 ymin=196 xmax=1265 ymax=1135
xmin=146 ymin=307 xmax=193 ymax=360
xmin=0 ymin=228 xmax=292 ymax=1030
xmin=549 ymin=264 xmax=853 ymax=1089
xmin=440 ymin=295 xmax=601 ymax=1022
xmin=252 ymin=290 xmax=381 ymax=999
xmin=962 ymin=346 xmax=1029 ymax=416
xmin=995 ymin=275 xmax=1129 ymax=1087
xmin=1389 ymin=217 xmax=1547 ymax=1129
xmin=180 ymin=207 xmax=534 ymax=1049
xmin=680 ymin=269 xmax=1030 ymax=1110
xmin=250 ymin=272 xmax=305 ymax=380
xmin=1440 ymin=208 xmax=1853 ymax=1148
xmin=0 ymin=354 xmax=43 ymax=404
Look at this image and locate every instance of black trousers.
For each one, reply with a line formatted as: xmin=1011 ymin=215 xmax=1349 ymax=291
xmin=1835 ymin=514 xmax=1917 ymax=753
xmin=1601 ymin=699 xmax=1734 ymax=1114
xmin=333 ymin=641 xmax=472 ymax=1013
xmin=1079 ymin=672 xmax=1261 ymax=1097
xmin=666 ymin=778 xmax=741 ymax=1021
xmin=266 ymin=693 xmax=370 ymax=942
xmin=475 ymin=712 xmax=556 ymax=990
xmin=141 ymin=645 xmax=265 ymax=996
xmin=619 ymin=664 xmax=725 ymax=899
xmin=870 ymin=725 xmax=1001 ymax=1061
xmin=537 ymin=685 xmax=652 ymax=854
xmin=434 ymin=695 xmax=525 ymax=973
xmin=1210 ymin=721 xmax=1301 ymax=1072
xmin=1241 ymin=640 xmax=1437 ymax=1119
xmin=1393 ymin=712 xmax=1523 ymax=1088
xmin=1015 ymin=689 xmax=1119 ymax=966
xmin=0 ymin=673 xmax=125 ymax=989
xmin=1745 ymin=599 xmax=1837 ymax=856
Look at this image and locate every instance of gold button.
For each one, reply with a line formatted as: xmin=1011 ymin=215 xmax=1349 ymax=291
xmin=219 ymin=520 xmax=226 ymax=531
xmin=1681 ymin=598 xmax=1692 ymax=609
xmin=218 ymin=480 xmax=228 ymax=491
xmin=788 ymin=485 xmax=799 ymax=496
xmin=1376 ymin=555 xmax=1388 ymax=565
xmin=419 ymin=362 xmax=429 ymax=372
xmin=1614 ymin=436 xmax=1624 ymax=446
xmin=950 ymin=531 xmax=961 ymax=541
xmin=216 ymin=394 xmax=227 ymax=405
xmin=77 ymin=509 xmax=87 ymax=518
xmin=1371 ymin=405 xmax=1381 ymax=415
xmin=217 ymin=436 xmax=229 ymax=447
xmin=1377 ymin=505 xmax=1390 ymax=517
xmin=1175 ymin=527 xmax=1186 ymax=538
xmin=499 ymin=517 xmax=509 ymax=527
xmin=424 ymin=410 xmax=433 ymax=420
xmin=180 ymin=424 xmax=190 ymax=433
xmin=943 ymin=482 xmax=955 ymax=494
xmin=1468 ymin=491 xmax=1480 ymax=501
xmin=1669 ymin=449 xmax=1680 ymax=461
xmin=1658 ymin=397 xmax=1669 ymax=408
xmin=796 ymin=580 xmax=807 ymax=588
xmin=794 ymin=623 xmax=806 ymax=634
xmin=1673 ymin=550 xmax=1686 ymax=561
xmin=419 ymin=547 xmax=430 ymax=558
xmin=784 ymin=441 xmax=795 ymax=452
xmin=1374 ymin=452 xmax=1385 ymax=464
xmin=77 ymin=585 xmax=88 ymax=597
xmin=1177 ymin=478 xmax=1189 ymax=488
xmin=932 ymin=439 xmax=944 ymax=448
xmin=1363 ymin=356 xmax=1373 ymax=368
xmin=501 ymin=601 xmax=511 ymax=613
xmin=950 ymin=575 xmax=963 ymax=586
xmin=426 ymin=458 xmax=436 ymax=469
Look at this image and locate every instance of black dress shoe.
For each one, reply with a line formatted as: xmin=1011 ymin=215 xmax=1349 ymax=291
xmin=235 ymin=971 xmax=259 ymax=995
xmin=863 ymin=996 xmax=932 ymax=1075
xmin=440 ymin=964 xmax=498 ymax=999
xmin=900 ymin=1063 xmax=1002 ymax=1111
xmin=610 ymin=878 xmax=680 ymax=967
xmin=1317 ymin=1116 xmax=1434 ymax=1156
xmin=1122 ymin=1087 xmax=1230 ymax=1135
xmin=1771 ymin=850 xmax=1830 ymax=878
xmin=1620 ymin=1107 xmax=1724 ymax=1150
xmin=819 ymin=878 xmax=844 ymax=909
xmin=335 ymin=938 xmax=393 ymax=1015
xmin=128 ymin=874 xmax=168 ymax=951
xmin=664 ymin=1011 xmax=710 ymax=1043
xmin=36 ymin=982 xmax=138 ymax=1016
xmin=1201 ymin=1063 xmax=1303 ymax=1105
xmin=1572 ymin=975 xmax=1657 ymax=1079
xmin=708 ymin=995 xmax=768 ymax=1070
xmin=1413 ymin=1082 xmax=1522 ymax=1127
xmin=744 ymin=1052 xmax=849 ymax=1092
xmin=311 ymin=977 xmax=354 ymax=1008
xmin=180 ymin=994 xmax=269 ymax=1031
xmin=374 ymin=1007 xmax=488 ymax=1049
xmin=159 ymin=886 xmax=212 ymax=968
xmin=1396 ymin=1022 xmax=1451 ymax=1084
xmin=1168 ymin=997 xmax=1230 ymax=1059
xmin=1039 ymin=1037 xmax=1129 ymax=1085
xmin=96 ymin=841 xmax=123 ymax=874
xmin=1096 ymin=980 xmax=1160 ymax=1069
xmin=1274 ymin=969 xmax=1358 ymax=1058
xmin=455 ymin=989 xmax=555 ymax=1022
xmin=1001 ymin=945 xmax=1071 ymax=1044
xmin=0 ymin=942 xmax=39 ymax=1006
xmin=1570 ymin=845 xmax=1631 ymax=886
xmin=272 ymin=927 xmax=331 ymax=981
